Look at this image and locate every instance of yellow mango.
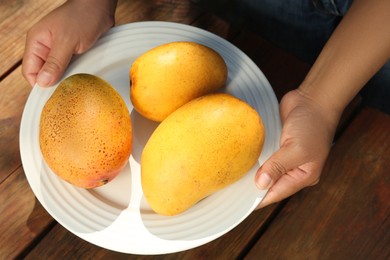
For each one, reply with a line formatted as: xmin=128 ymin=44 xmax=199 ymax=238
xmin=39 ymin=73 xmax=132 ymax=188
xmin=130 ymin=41 xmax=227 ymax=122
xmin=141 ymin=93 xmax=265 ymax=215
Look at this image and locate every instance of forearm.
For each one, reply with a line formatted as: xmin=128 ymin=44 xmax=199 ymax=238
xmin=299 ymin=0 xmax=390 ymax=118
xmin=59 ymin=0 xmax=119 ymax=52
xmin=66 ymin=0 xmax=118 ymax=28
xmin=68 ymin=0 xmax=118 ymax=13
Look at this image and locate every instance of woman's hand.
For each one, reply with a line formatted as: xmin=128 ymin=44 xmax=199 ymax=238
xmin=22 ymin=0 xmax=118 ymax=87
xmin=255 ymin=89 xmax=339 ymax=208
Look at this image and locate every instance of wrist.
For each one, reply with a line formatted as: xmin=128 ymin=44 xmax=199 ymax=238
xmin=298 ymin=80 xmax=345 ymax=119
xmin=65 ymin=0 xmax=118 ymax=31
xmin=67 ymin=0 xmax=118 ymax=19
xmin=293 ymin=84 xmax=343 ymax=131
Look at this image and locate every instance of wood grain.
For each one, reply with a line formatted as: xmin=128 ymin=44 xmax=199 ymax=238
xmin=115 ymin=0 xmax=202 ymax=26
xmin=245 ymin=108 xmax=390 ymax=259
xmin=0 ymin=67 xmax=32 ymax=183
xmin=0 ymin=167 xmax=53 ymax=259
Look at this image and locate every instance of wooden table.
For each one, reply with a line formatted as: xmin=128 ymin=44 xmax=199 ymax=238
xmin=1 ymin=1 xmax=389 ymax=259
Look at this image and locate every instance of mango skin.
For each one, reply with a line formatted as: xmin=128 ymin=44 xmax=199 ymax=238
xmin=141 ymin=93 xmax=265 ymax=216
xmin=130 ymin=41 xmax=227 ymax=122
xmin=39 ymin=73 xmax=132 ymax=189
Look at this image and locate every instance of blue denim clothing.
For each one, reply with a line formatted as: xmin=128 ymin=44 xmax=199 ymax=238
xmin=193 ymin=0 xmax=390 ymax=114
xmin=236 ymin=0 xmax=352 ymax=63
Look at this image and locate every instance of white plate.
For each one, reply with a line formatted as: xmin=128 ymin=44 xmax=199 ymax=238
xmin=20 ymin=21 xmax=281 ymax=255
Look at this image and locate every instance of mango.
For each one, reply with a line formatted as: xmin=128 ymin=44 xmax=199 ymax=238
xmin=141 ymin=93 xmax=265 ymax=215
xmin=130 ymin=41 xmax=227 ymax=122
xmin=39 ymin=73 xmax=132 ymax=189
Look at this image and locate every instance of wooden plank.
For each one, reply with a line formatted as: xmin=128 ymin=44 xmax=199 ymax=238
xmin=0 ymin=167 xmax=54 ymax=260
xmin=245 ymin=108 xmax=390 ymax=259
xmin=115 ymin=0 xmax=203 ymax=26
xmin=0 ymin=0 xmax=65 ymax=79
xmin=0 ymin=67 xmax=32 ymax=183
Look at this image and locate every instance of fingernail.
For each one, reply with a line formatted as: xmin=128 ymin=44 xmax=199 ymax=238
xmin=37 ymin=71 xmax=53 ymax=87
xmin=256 ymin=172 xmax=272 ymax=190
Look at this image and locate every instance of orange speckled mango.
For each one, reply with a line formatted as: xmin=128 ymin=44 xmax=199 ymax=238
xmin=39 ymin=73 xmax=132 ymax=189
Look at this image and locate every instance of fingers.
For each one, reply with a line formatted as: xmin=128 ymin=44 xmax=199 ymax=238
xmin=254 ymin=140 xmax=321 ymax=209
xmin=22 ymin=37 xmax=49 ymax=86
xmin=255 ymin=140 xmax=306 ymax=190
xmin=22 ymin=31 xmax=75 ymax=87
xmin=36 ymin=42 xmax=74 ymax=87
xmin=252 ymin=89 xmax=336 ymax=209
xmin=257 ymin=168 xmax=320 ymax=209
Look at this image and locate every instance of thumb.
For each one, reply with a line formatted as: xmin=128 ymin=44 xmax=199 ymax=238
xmin=255 ymin=141 xmax=304 ymax=190
xmin=36 ymin=42 xmax=74 ymax=87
